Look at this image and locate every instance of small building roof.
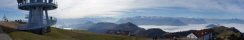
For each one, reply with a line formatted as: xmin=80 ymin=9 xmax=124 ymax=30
xmin=187 ymin=33 xmax=198 ymax=38
xmin=192 ymin=29 xmax=213 ymax=38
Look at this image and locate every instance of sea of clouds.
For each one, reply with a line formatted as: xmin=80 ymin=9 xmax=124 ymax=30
xmin=139 ymin=24 xmax=244 ymax=33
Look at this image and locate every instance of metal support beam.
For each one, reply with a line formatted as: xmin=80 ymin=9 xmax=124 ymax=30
xmin=45 ymin=10 xmax=49 ymax=26
xmin=28 ymin=7 xmax=44 ymax=29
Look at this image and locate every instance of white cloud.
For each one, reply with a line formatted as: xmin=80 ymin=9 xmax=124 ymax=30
xmin=140 ymin=24 xmax=244 ymax=33
xmin=0 ymin=0 xmax=244 ymax=19
xmin=50 ymin=0 xmax=135 ymax=18
xmin=0 ymin=0 xmax=17 ymax=8
xmin=139 ymin=24 xmax=207 ymax=32
xmin=48 ymin=0 xmax=244 ymax=18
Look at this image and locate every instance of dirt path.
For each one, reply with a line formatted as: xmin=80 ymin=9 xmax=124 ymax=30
xmin=0 ymin=27 xmax=12 ymax=40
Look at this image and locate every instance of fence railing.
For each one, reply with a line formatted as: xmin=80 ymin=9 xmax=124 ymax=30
xmin=17 ymin=0 xmax=57 ymax=5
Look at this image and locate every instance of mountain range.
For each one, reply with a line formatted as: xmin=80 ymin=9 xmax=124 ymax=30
xmin=117 ymin=16 xmax=244 ymax=26
xmin=87 ymin=22 xmax=144 ymax=34
xmin=56 ymin=16 xmax=244 ymax=30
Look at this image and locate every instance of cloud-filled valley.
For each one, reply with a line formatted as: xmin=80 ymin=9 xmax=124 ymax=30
xmin=140 ymin=24 xmax=244 ymax=33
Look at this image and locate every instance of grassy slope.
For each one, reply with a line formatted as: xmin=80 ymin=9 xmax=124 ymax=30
xmin=8 ymin=28 xmax=146 ymax=40
xmin=0 ymin=22 xmax=145 ymax=40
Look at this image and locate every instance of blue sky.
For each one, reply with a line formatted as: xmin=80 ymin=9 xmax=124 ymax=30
xmin=1 ymin=0 xmax=244 ymax=20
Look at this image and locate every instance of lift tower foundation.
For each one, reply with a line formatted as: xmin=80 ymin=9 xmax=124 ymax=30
xmin=17 ymin=0 xmax=57 ymax=34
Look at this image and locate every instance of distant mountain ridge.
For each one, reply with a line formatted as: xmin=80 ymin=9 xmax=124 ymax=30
xmin=56 ymin=16 xmax=244 ymax=30
xmin=88 ymin=22 xmax=118 ymax=34
xmin=87 ymin=22 xmax=144 ymax=34
xmin=117 ymin=16 xmax=187 ymax=26
xmin=56 ymin=17 xmax=117 ymax=30
xmin=117 ymin=16 xmax=244 ymax=26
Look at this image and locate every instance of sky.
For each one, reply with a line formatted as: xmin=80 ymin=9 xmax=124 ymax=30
xmin=1 ymin=0 xmax=244 ymax=20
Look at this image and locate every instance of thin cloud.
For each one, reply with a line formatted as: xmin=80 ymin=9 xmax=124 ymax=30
xmin=49 ymin=0 xmax=244 ymax=18
xmin=0 ymin=0 xmax=18 ymax=9
xmin=0 ymin=0 xmax=243 ymax=19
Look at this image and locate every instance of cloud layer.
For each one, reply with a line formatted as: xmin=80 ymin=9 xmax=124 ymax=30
xmin=0 ymin=0 xmax=244 ymax=19
xmin=49 ymin=0 xmax=244 ymax=18
xmin=140 ymin=24 xmax=244 ymax=32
